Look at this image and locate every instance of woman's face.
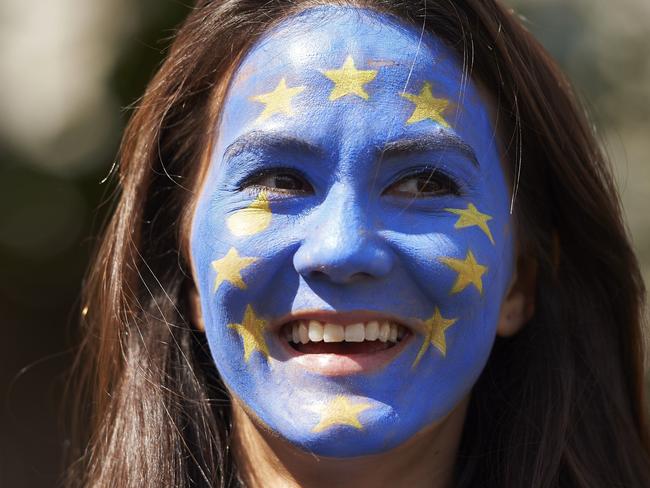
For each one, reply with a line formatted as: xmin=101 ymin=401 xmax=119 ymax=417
xmin=191 ymin=7 xmax=514 ymax=457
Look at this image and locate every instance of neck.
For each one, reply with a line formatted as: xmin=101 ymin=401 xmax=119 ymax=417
xmin=231 ymin=397 xmax=469 ymax=488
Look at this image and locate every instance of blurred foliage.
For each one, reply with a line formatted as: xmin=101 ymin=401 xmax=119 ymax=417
xmin=0 ymin=0 xmax=647 ymax=486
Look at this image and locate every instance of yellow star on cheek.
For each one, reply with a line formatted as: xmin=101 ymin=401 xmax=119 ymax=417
xmin=211 ymin=247 xmax=258 ymax=293
xmin=323 ymin=55 xmax=377 ymax=101
xmin=228 ymin=305 xmax=269 ymax=363
xmin=401 ymin=81 xmax=451 ymax=127
xmin=226 ymin=191 xmax=272 ymax=237
xmin=439 ymin=249 xmax=488 ymax=295
xmin=412 ymin=307 xmax=458 ymax=368
xmin=311 ymin=395 xmax=372 ymax=433
xmin=250 ymin=78 xmax=305 ymax=122
xmin=445 ymin=203 xmax=495 ymax=245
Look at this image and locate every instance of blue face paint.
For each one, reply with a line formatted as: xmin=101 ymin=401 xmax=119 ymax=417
xmin=190 ymin=7 xmax=514 ymax=457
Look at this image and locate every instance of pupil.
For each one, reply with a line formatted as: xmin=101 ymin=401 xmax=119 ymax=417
xmin=418 ymin=176 xmax=441 ymax=193
xmin=275 ymin=174 xmax=301 ymax=190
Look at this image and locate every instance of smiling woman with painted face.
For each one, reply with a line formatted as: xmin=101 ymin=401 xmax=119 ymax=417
xmin=67 ymin=1 xmax=650 ymax=487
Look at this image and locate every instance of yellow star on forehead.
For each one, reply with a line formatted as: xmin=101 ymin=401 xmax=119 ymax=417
xmin=250 ymin=78 xmax=305 ymax=122
xmin=440 ymin=249 xmax=488 ymax=295
xmin=412 ymin=307 xmax=458 ymax=368
xmin=311 ymin=395 xmax=372 ymax=433
xmin=323 ymin=55 xmax=377 ymax=101
xmin=228 ymin=305 xmax=269 ymax=363
xmin=211 ymin=247 xmax=258 ymax=293
xmin=445 ymin=203 xmax=495 ymax=245
xmin=401 ymin=81 xmax=451 ymax=127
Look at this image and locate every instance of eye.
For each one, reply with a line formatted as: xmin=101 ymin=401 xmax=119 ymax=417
xmin=241 ymin=169 xmax=313 ymax=194
xmin=384 ymin=169 xmax=461 ymax=198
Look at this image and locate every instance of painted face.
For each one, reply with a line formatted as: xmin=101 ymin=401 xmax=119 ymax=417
xmin=191 ymin=7 xmax=514 ymax=457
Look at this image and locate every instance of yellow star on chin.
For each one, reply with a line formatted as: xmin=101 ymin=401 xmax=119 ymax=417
xmin=445 ymin=203 xmax=495 ymax=245
xmin=323 ymin=55 xmax=377 ymax=101
xmin=211 ymin=247 xmax=258 ymax=293
xmin=401 ymin=81 xmax=451 ymax=127
xmin=311 ymin=395 xmax=372 ymax=433
xmin=250 ymin=78 xmax=305 ymax=122
xmin=440 ymin=249 xmax=488 ymax=295
xmin=412 ymin=307 xmax=458 ymax=368
xmin=228 ymin=305 xmax=269 ymax=362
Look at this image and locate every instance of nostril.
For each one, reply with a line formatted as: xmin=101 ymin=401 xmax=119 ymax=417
xmin=308 ymin=268 xmax=374 ymax=283
xmin=349 ymin=271 xmax=374 ymax=281
xmin=310 ymin=270 xmax=329 ymax=280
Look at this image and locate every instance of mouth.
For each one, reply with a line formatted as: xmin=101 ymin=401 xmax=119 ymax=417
xmin=273 ymin=313 xmax=415 ymax=376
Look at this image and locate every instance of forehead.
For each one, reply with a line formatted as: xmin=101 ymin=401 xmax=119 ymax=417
xmin=217 ymin=6 xmax=492 ymax=157
xmin=239 ymin=7 xmax=456 ymax=79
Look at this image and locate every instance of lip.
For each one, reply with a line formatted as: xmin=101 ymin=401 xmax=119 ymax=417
xmin=270 ymin=310 xmax=419 ymax=376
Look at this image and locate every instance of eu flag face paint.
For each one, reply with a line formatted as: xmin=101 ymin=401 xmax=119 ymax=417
xmin=190 ymin=7 xmax=515 ymax=457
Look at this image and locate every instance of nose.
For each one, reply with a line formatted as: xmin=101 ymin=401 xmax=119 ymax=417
xmin=293 ymin=186 xmax=394 ymax=283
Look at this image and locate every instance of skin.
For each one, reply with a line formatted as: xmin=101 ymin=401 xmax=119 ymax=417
xmin=190 ymin=6 xmax=535 ymax=486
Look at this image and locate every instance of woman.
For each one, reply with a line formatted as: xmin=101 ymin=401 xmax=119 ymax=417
xmin=67 ymin=1 xmax=650 ymax=487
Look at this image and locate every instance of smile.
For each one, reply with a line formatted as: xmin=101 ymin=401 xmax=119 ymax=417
xmin=273 ymin=312 xmax=415 ymax=376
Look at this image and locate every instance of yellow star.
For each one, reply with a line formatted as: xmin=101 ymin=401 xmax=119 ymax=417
xmin=311 ymin=395 xmax=372 ymax=433
xmin=412 ymin=307 xmax=458 ymax=368
xmin=439 ymin=249 xmax=488 ymax=295
xmin=228 ymin=305 xmax=269 ymax=362
xmin=323 ymin=55 xmax=377 ymax=101
xmin=211 ymin=247 xmax=257 ymax=293
xmin=250 ymin=78 xmax=305 ymax=122
xmin=445 ymin=203 xmax=495 ymax=245
xmin=401 ymin=82 xmax=451 ymax=127
xmin=226 ymin=191 xmax=272 ymax=237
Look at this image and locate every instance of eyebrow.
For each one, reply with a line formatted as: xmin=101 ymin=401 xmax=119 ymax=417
xmin=222 ymin=130 xmax=479 ymax=167
xmin=381 ymin=133 xmax=479 ymax=167
xmin=223 ymin=131 xmax=324 ymax=161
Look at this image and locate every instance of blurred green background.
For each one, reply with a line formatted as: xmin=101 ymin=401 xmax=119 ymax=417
xmin=1 ymin=0 xmax=648 ymax=486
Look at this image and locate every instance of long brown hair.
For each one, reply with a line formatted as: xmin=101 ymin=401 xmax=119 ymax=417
xmin=66 ymin=1 xmax=650 ymax=486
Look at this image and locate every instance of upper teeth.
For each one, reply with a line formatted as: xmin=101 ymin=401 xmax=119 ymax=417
xmin=284 ymin=320 xmax=407 ymax=344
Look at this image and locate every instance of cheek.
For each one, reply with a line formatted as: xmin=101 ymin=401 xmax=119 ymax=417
xmin=387 ymin=223 xmax=513 ymax=376
xmin=191 ymin=195 xmax=301 ymax=325
xmin=388 ymin=219 xmax=511 ymax=290
xmin=383 ymin=212 xmax=514 ymax=342
xmin=189 ymin=200 xmax=298 ymax=393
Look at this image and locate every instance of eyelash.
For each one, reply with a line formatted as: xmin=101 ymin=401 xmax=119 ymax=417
xmin=383 ymin=167 xmax=463 ymax=197
xmin=238 ymin=167 xmax=314 ymax=194
xmin=238 ymin=166 xmax=463 ymax=198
